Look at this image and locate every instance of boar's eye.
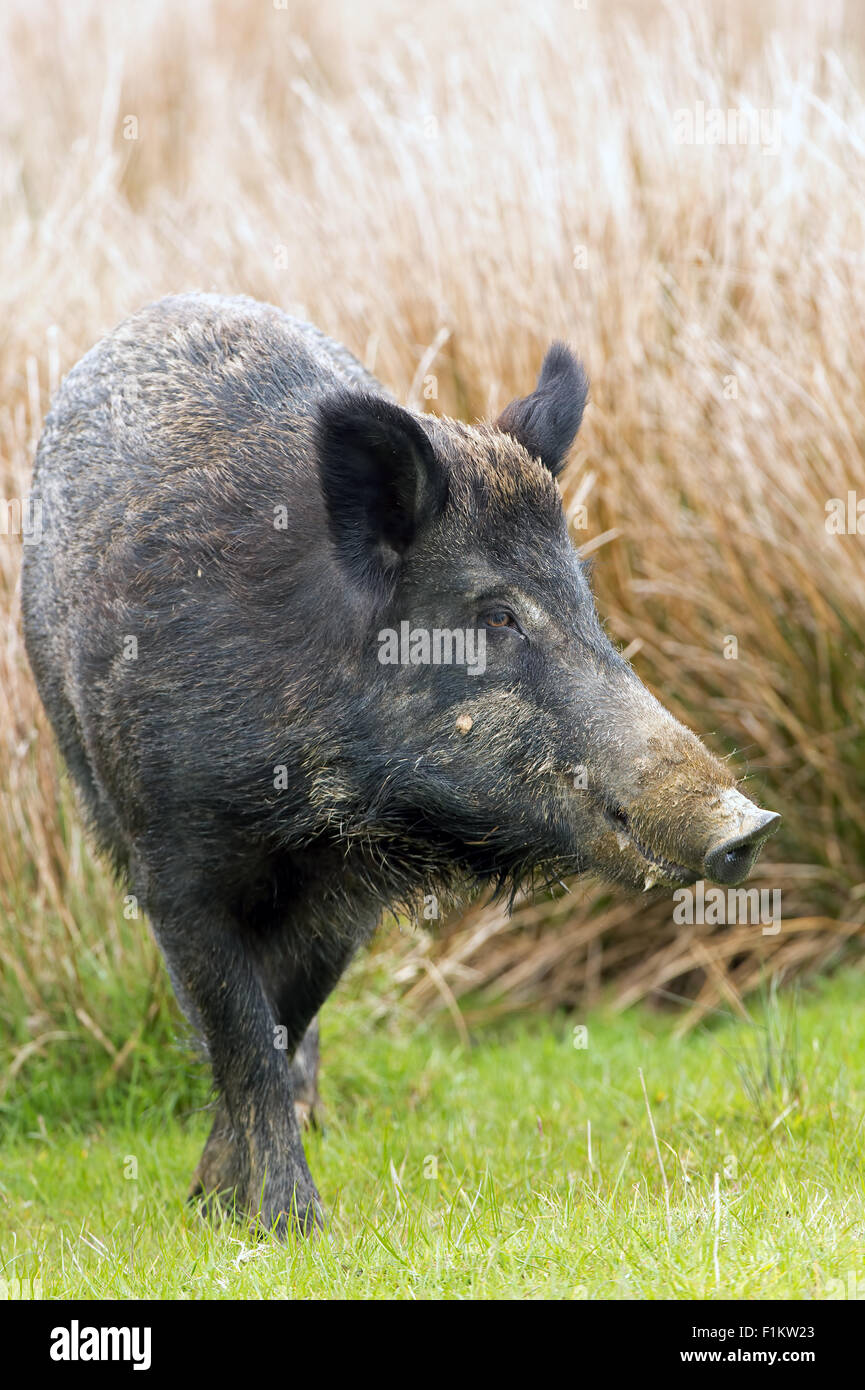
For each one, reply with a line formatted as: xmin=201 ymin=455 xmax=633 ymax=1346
xmin=481 ymin=609 xmax=523 ymax=634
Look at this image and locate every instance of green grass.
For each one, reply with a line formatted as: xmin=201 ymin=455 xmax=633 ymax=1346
xmin=2 ymin=963 xmax=864 ymax=1300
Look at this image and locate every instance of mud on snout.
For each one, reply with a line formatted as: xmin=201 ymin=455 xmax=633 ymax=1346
xmin=572 ymin=693 xmax=780 ymax=892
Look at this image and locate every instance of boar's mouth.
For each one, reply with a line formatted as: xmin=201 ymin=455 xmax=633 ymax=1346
xmin=601 ymin=804 xmax=699 ymax=888
xmin=585 ymin=787 xmax=780 ymax=891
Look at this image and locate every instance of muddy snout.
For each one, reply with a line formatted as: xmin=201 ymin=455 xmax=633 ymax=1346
xmin=571 ymin=673 xmax=781 ymax=891
xmin=701 ymin=789 xmax=780 ymax=886
xmin=589 ymin=716 xmax=782 ymax=890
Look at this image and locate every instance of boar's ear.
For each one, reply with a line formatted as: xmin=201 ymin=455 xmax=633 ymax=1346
xmin=494 ymin=343 xmax=589 ymax=477
xmin=316 ymin=392 xmax=448 ymax=592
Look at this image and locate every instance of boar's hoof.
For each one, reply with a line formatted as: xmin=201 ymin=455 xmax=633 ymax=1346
xmin=188 ymin=1101 xmax=324 ymax=1240
xmin=253 ymin=1188 xmax=325 ymax=1242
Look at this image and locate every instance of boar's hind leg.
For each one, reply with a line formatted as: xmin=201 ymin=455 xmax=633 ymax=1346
xmin=288 ymin=1017 xmax=322 ymax=1130
xmin=189 ymin=1097 xmax=243 ymax=1218
xmin=234 ymin=931 xmax=362 ymax=1139
xmin=262 ymin=931 xmax=363 ymax=1127
xmin=146 ymin=883 xmax=323 ymax=1239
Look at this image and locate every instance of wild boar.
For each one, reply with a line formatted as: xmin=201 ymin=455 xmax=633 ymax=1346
xmin=21 ymin=294 xmax=779 ymax=1235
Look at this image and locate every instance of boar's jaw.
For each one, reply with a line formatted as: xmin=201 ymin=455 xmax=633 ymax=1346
xmin=599 ymin=804 xmax=701 ymax=889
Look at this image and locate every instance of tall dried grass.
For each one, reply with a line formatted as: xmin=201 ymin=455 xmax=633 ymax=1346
xmin=2 ymin=0 xmax=865 ymax=1048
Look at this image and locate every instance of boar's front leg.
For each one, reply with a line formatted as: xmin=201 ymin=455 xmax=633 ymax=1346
xmin=146 ymin=882 xmax=322 ymax=1239
xmin=191 ymin=1014 xmax=322 ymax=1219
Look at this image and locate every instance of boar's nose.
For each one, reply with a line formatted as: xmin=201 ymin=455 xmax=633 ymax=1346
xmin=703 ymin=809 xmax=781 ymax=886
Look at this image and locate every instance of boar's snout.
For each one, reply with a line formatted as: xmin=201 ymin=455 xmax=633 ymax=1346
xmin=576 ymin=683 xmax=781 ymax=891
xmin=701 ymin=793 xmax=780 ymax=886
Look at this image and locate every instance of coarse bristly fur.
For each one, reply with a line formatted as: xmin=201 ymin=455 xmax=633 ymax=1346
xmin=20 ymin=292 xmax=778 ymax=1237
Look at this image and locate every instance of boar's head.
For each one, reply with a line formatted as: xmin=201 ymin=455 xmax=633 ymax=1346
xmin=315 ymin=345 xmax=779 ymax=899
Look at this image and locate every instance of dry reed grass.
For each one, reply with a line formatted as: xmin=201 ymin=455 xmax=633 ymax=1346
xmin=2 ymin=0 xmax=865 ymax=1046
